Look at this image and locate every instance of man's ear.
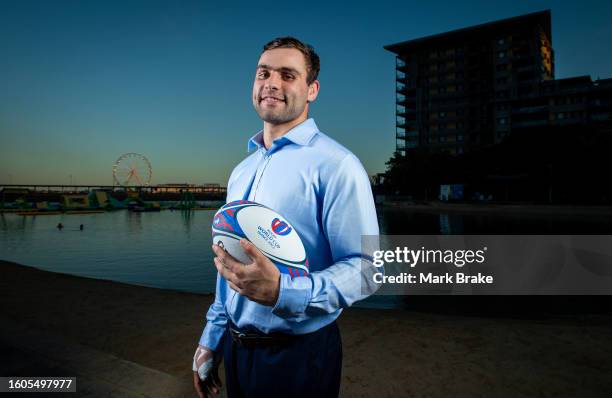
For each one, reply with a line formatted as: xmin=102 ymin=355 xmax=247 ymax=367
xmin=307 ymin=80 xmax=320 ymax=103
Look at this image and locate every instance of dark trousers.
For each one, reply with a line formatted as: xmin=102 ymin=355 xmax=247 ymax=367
xmin=223 ymin=321 xmax=342 ymax=398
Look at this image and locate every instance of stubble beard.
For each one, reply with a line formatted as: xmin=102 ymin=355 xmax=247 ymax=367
xmin=254 ymin=96 xmax=304 ymax=125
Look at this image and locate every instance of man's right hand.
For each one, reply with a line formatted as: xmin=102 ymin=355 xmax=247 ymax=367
xmin=192 ymin=345 xmax=222 ymax=398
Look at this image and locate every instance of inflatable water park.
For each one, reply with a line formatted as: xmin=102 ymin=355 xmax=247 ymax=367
xmin=0 ymin=189 xmax=217 ymax=216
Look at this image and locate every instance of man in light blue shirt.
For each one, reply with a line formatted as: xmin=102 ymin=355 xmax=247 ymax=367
xmin=193 ymin=37 xmax=379 ymax=398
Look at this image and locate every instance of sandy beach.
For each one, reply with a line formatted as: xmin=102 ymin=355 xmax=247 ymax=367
xmin=1 ymin=260 xmax=611 ymax=397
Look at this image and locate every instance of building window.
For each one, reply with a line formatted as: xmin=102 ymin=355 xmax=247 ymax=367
xmin=498 ymin=118 xmax=507 ymax=125
xmin=457 ymin=134 xmax=464 ymax=142
xmin=439 ymin=111 xmax=446 ymax=118
xmin=496 ymin=90 xmax=509 ymax=99
xmin=439 ymin=136 xmax=446 ymax=143
xmin=498 ymin=51 xmax=506 ymax=58
xmin=498 ymin=38 xmax=505 ymax=45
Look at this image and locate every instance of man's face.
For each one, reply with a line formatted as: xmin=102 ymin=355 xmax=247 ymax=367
xmin=252 ymin=48 xmax=318 ymax=125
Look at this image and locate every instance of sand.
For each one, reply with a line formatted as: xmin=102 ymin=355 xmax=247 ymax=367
xmin=1 ymin=260 xmax=611 ymax=397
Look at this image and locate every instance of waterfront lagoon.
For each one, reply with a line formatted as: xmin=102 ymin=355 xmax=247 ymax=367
xmin=0 ymin=209 xmax=218 ymax=294
xmin=2 ymin=204 xmax=611 ymax=310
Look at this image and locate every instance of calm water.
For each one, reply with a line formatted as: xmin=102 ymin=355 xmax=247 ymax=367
xmin=2 ymin=204 xmax=611 ymax=310
xmin=0 ymin=209 xmax=218 ymax=293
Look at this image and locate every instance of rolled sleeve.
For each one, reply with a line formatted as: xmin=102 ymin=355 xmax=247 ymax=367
xmin=271 ymin=273 xmax=313 ymax=319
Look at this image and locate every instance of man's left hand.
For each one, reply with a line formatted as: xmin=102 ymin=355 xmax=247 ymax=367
xmin=212 ymin=239 xmax=280 ymax=306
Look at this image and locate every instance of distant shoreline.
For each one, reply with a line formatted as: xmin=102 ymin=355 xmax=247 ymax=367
xmin=380 ymin=201 xmax=612 ymax=216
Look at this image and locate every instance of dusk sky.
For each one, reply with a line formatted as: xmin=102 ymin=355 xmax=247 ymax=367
xmin=1 ymin=0 xmax=611 ymax=186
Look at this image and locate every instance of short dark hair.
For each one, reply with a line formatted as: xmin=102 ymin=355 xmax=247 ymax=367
xmin=263 ymin=36 xmax=320 ymax=85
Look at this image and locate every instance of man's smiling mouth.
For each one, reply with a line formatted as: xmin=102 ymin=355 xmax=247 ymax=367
xmin=260 ymin=95 xmax=285 ymax=103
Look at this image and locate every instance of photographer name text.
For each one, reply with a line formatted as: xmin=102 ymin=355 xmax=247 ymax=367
xmin=373 ymin=272 xmax=493 ymax=285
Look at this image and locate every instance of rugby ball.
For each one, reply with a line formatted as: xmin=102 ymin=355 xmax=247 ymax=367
xmin=211 ymin=200 xmax=309 ymax=277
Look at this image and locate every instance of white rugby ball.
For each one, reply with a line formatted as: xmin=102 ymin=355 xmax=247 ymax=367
xmin=211 ymin=200 xmax=309 ymax=277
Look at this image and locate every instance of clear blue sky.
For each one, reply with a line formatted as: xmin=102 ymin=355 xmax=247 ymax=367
xmin=1 ymin=0 xmax=611 ymax=185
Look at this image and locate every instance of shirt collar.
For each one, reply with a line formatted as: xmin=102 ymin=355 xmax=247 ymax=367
xmin=247 ymin=118 xmax=319 ymax=152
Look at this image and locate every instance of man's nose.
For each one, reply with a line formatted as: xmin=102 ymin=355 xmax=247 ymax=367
xmin=264 ymin=71 xmax=282 ymax=90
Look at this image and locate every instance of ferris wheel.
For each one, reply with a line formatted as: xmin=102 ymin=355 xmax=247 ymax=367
xmin=112 ymin=153 xmax=152 ymax=187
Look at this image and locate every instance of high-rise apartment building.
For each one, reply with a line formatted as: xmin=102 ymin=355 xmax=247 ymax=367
xmin=385 ymin=11 xmax=554 ymax=156
xmin=511 ymin=76 xmax=612 ymax=131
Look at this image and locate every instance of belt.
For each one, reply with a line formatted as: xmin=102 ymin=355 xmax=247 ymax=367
xmin=228 ymin=326 xmax=293 ymax=348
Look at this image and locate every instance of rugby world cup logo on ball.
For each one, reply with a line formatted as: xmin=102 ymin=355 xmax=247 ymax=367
xmin=211 ymin=200 xmax=309 ymax=277
xmin=271 ymin=218 xmax=292 ymax=236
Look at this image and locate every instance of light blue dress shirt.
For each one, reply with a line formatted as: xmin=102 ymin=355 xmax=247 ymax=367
xmin=199 ymin=118 xmax=380 ymax=350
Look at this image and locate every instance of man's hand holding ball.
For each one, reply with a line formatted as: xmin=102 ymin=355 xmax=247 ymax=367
xmin=213 ymin=239 xmax=280 ymax=306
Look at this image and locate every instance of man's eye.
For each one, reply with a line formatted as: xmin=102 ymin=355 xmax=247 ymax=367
xmin=283 ymin=74 xmax=294 ymax=80
xmin=257 ymin=71 xmax=269 ymax=79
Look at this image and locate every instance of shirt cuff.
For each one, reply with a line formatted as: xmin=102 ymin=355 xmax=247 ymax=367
xmin=199 ymin=322 xmax=226 ymax=351
xmin=272 ymin=273 xmax=312 ymax=319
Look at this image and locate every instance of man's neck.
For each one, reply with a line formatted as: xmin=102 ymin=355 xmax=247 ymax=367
xmin=262 ymin=114 xmax=308 ymax=149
